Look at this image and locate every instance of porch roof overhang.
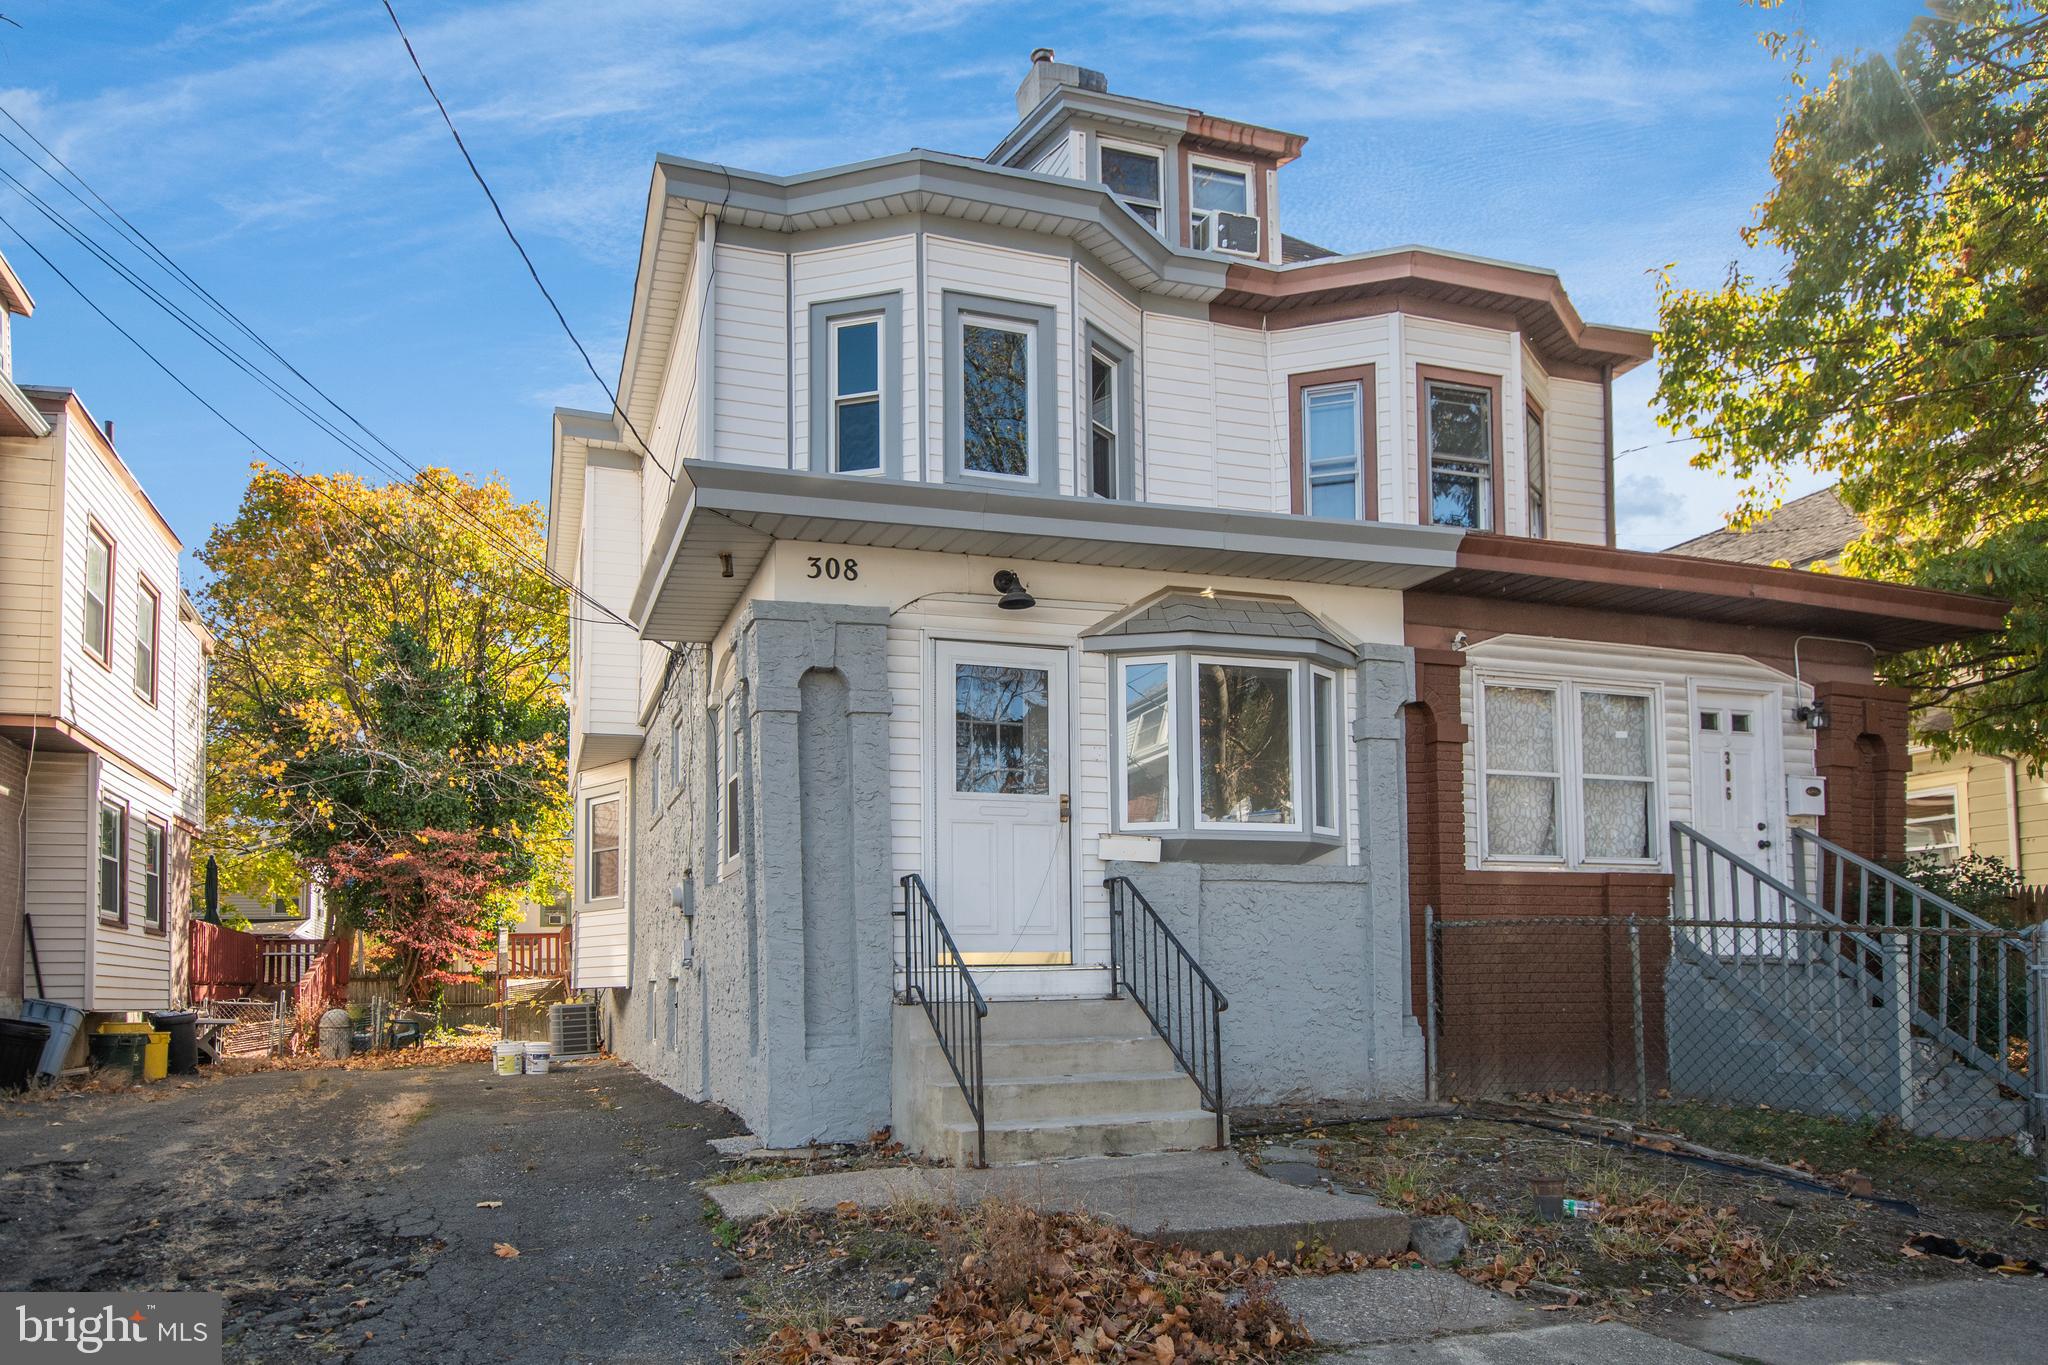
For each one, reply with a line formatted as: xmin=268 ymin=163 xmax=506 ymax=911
xmin=1411 ymin=536 xmax=2009 ymax=655
xmin=634 ymin=462 xmax=1464 ymax=643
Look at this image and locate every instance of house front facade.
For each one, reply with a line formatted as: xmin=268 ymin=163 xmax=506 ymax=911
xmin=0 ymin=250 xmax=211 ymax=1044
xmin=549 ymin=55 xmax=2006 ymax=1158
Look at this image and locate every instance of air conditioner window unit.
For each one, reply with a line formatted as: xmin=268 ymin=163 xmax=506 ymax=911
xmin=1191 ymin=210 xmax=1260 ymax=256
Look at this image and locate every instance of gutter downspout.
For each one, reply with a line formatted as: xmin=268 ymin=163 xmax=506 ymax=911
xmin=1996 ymin=753 xmax=2025 ymax=879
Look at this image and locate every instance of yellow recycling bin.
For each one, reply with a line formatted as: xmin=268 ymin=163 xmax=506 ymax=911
xmin=142 ymin=1031 xmax=170 ymax=1081
xmin=98 ymin=1020 xmax=150 ymax=1034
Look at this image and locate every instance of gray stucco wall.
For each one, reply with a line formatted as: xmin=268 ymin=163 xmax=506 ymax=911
xmin=608 ymin=600 xmax=897 ymax=1145
xmin=1103 ymin=643 xmax=1425 ymax=1106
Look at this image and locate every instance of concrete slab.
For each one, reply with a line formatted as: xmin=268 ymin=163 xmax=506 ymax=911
xmin=1275 ymin=1269 xmax=1534 ymax=1346
xmin=1319 ymin=1322 xmax=1729 ymax=1364
xmin=1650 ymin=1275 xmax=2048 ymax=1365
xmin=701 ymin=1150 xmax=1409 ymax=1259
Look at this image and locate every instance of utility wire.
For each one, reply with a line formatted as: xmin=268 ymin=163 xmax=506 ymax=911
xmin=0 ymin=106 xmax=664 ymax=648
xmin=377 ymin=0 xmax=671 ymax=482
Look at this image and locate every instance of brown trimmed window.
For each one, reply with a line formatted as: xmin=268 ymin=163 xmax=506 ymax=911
xmin=1420 ymin=369 xmax=1502 ymax=531
xmin=1290 ymin=366 xmax=1375 ymax=520
xmin=84 ymin=522 xmax=115 ymax=665
xmin=97 ymin=799 xmax=127 ymax=923
xmin=142 ymin=820 xmax=167 ymax=930
xmin=133 ymin=578 xmax=161 ymax=704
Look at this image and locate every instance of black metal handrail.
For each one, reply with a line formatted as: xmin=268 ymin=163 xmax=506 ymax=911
xmin=896 ymin=874 xmax=989 ymax=1167
xmin=1105 ymin=875 xmax=1228 ymax=1148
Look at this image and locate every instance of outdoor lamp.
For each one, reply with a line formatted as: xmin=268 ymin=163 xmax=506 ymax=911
xmin=1796 ymin=699 xmax=1830 ymax=731
xmin=993 ymin=569 xmax=1036 ymax=610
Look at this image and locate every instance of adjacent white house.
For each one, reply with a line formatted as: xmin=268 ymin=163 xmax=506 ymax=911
xmin=0 ymin=248 xmax=211 ymax=1049
xmin=548 ymin=54 xmax=2004 ymax=1162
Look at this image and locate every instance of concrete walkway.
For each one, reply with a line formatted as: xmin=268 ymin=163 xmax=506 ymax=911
xmin=702 ymin=1149 xmax=1411 ymax=1259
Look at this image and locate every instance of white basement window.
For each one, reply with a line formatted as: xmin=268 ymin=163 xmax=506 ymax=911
xmin=1479 ymin=679 xmax=1660 ymax=867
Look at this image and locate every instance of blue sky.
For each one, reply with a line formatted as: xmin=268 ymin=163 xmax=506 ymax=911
xmin=0 ymin=0 xmax=1930 ymax=583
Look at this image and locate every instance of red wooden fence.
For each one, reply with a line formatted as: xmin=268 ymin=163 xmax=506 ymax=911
xmin=506 ymin=930 xmax=568 ymax=978
xmin=190 ymin=920 xmax=264 ymax=997
xmin=295 ymin=937 xmax=352 ymax=1014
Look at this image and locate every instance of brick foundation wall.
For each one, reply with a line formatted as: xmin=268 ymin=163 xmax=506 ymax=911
xmin=1813 ymin=680 xmax=1912 ymax=864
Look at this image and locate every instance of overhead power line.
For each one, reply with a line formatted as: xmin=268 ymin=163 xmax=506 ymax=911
xmin=0 ymin=103 xmax=664 ymax=649
xmin=377 ymin=0 xmax=672 ymax=482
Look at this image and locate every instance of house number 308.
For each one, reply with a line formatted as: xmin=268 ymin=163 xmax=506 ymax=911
xmin=807 ymin=556 xmax=859 ymax=581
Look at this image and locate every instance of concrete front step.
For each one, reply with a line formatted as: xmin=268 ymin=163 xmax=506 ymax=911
xmin=934 ymin=1070 xmax=1205 ymax=1125
xmin=937 ymin=1108 xmax=1223 ymax=1167
xmin=909 ymin=1033 xmax=1183 ymax=1079
xmin=980 ymin=995 xmax=1145 ymax=1042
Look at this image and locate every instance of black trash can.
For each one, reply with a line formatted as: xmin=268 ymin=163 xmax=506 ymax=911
xmin=1 ymin=1019 xmax=51 ymax=1091
xmin=146 ymin=1011 xmax=200 ymax=1075
xmin=87 ymin=1031 xmax=147 ymax=1082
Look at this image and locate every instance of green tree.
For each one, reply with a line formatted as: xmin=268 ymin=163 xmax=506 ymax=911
xmin=1655 ymin=2 xmax=2047 ymax=765
xmin=199 ymin=465 xmax=569 ymax=927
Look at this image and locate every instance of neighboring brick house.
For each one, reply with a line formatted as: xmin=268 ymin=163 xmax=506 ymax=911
xmin=0 ymin=248 xmax=211 ymax=1049
xmin=548 ymin=53 xmax=2007 ymax=1159
xmin=1672 ymin=487 xmax=2047 ymax=885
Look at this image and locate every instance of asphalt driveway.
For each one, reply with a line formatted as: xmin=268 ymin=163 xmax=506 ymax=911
xmin=0 ymin=1059 xmax=750 ymax=1363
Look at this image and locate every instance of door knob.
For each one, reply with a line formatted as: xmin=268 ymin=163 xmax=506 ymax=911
xmin=1059 ymin=794 xmax=1070 ymax=823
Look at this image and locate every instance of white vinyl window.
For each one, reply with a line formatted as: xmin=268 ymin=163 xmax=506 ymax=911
xmin=97 ymin=800 xmax=125 ymax=922
xmin=1189 ymin=161 xmax=1259 ymax=256
xmin=1525 ymin=404 xmax=1548 ymax=538
xmin=585 ymin=794 xmax=621 ymax=901
xmin=1311 ymin=667 xmax=1340 ymax=835
xmin=960 ymin=316 xmax=1035 ymax=480
xmin=1905 ymin=787 xmax=1962 ymax=863
xmin=133 ymin=579 xmax=160 ymax=705
xmin=1099 ymin=141 xmax=1163 ymax=230
xmin=1117 ymin=656 xmax=1177 ymax=830
xmin=1088 ymin=348 xmax=1120 ymax=499
xmin=142 ymin=821 xmax=166 ymax=929
xmin=84 ymin=522 xmax=114 ymax=666
xmin=721 ymin=700 xmax=743 ymax=865
xmin=1302 ymin=382 xmax=1364 ymax=519
xmin=1479 ymin=679 xmax=1661 ymax=867
xmin=830 ymin=315 xmax=883 ymax=474
xmin=1195 ymin=657 xmax=1299 ymax=830
xmin=1426 ymin=380 xmax=1496 ymax=530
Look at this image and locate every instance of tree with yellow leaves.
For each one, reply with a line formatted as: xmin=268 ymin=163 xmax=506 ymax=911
xmin=198 ymin=465 xmax=567 ymax=937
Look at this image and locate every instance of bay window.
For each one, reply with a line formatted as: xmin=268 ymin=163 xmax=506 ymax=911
xmin=1089 ymin=350 xmax=1120 ymax=499
xmin=585 ymin=794 xmax=620 ymax=901
xmin=1109 ymin=650 xmax=1345 ymax=850
xmin=1478 ymin=678 xmax=1661 ymax=867
xmin=98 ymin=799 xmax=126 ymax=923
xmin=1525 ymin=402 xmax=1548 ymax=538
xmin=830 ymin=316 xmax=882 ymax=473
xmin=807 ymin=292 xmax=901 ymax=478
xmin=1303 ymin=382 xmax=1364 ymax=519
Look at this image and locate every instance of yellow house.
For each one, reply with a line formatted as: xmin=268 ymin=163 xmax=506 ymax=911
xmin=1669 ymin=486 xmax=2042 ymax=883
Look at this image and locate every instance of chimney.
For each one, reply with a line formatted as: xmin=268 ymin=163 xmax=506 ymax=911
xmin=103 ymin=419 xmax=114 ymax=444
xmin=1015 ymin=49 xmax=1107 ymax=118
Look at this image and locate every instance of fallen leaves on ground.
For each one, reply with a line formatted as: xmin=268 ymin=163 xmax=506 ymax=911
xmin=492 ymin=1242 xmax=520 ymax=1259
xmin=739 ymin=1198 xmax=1319 ymax=1364
xmin=1588 ymin=1195 xmax=1836 ymax=1301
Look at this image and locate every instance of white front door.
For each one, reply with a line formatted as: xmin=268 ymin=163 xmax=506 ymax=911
xmin=934 ymin=641 xmax=1071 ymax=964
xmin=1690 ymin=689 xmax=1786 ymax=950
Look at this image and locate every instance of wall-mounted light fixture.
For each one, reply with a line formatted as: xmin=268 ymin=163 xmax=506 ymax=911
xmin=1795 ymin=699 xmax=1830 ymax=731
xmin=993 ymin=569 xmax=1036 ymax=611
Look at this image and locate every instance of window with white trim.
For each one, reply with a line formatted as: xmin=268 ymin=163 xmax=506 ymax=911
xmin=1118 ymin=657 xmax=1176 ymax=829
xmin=1302 ymin=382 xmax=1364 ymax=519
xmin=1525 ymin=403 xmax=1548 ymax=538
xmin=830 ymin=315 xmax=883 ymax=473
xmin=721 ymin=699 xmax=743 ymax=864
xmin=133 ymin=579 xmax=160 ymax=704
xmin=1100 ymin=141 xmax=1163 ymax=230
xmin=84 ymin=523 xmax=114 ymax=666
xmin=1427 ymin=380 xmax=1495 ymax=529
xmin=142 ymin=820 xmax=166 ymax=929
xmin=97 ymin=800 xmax=125 ymax=922
xmin=1189 ymin=161 xmax=1258 ymax=256
xmin=1089 ymin=348 xmax=1120 ymax=499
xmin=1196 ymin=658 xmax=1298 ymax=829
xmin=960 ymin=316 xmax=1035 ymax=479
xmin=1905 ymin=787 xmax=1961 ymax=863
xmin=1478 ymin=679 xmax=1661 ymax=867
xmin=585 ymin=794 xmax=621 ymax=900
xmin=1311 ymin=667 xmax=1340 ymax=835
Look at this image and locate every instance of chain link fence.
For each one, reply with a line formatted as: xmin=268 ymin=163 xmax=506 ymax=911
xmin=1426 ymin=908 xmax=2048 ymax=1184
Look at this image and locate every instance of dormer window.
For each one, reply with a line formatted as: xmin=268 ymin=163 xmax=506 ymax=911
xmin=1189 ymin=161 xmax=1259 ymax=256
xmin=1100 ymin=141 xmax=1163 ymax=231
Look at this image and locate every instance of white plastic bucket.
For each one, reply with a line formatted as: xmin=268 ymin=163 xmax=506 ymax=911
xmin=492 ymin=1041 xmax=524 ymax=1076
xmin=523 ymin=1041 xmax=552 ymax=1075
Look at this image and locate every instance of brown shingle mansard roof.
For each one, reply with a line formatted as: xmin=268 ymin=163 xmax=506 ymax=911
xmin=1665 ymin=486 xmax=1864 ymax=568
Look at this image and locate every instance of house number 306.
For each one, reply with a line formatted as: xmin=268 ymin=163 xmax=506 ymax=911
xmin=807 ymin=556 xmax=859 ymax=581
